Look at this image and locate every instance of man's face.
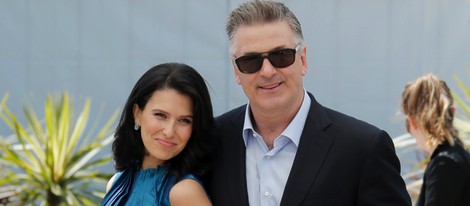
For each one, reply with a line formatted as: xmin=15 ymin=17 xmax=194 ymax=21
xmin=231 ymin=21 xmax=308 ymax=112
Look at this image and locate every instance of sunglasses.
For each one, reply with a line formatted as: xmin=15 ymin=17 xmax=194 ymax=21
xmin=234 ymin=43 xmax=301 ymax=74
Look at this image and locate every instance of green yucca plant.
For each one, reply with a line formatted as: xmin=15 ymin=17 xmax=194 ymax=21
xmin=452 ymin=72 xmax=470 ymax=142
xmin=0 ymin=92 xmax=119 ymax=205
xmin=394 ymin=72 xmax=470 ymax=204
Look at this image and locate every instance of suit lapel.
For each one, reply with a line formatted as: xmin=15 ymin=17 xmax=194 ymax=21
xmin=222 ymin=106 xmax=249 ymax=206
xmin=280 ymin=93 xmax=334 ymax=206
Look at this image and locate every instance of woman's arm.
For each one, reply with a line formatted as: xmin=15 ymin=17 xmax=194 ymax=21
xmin=170 ymin=179 xmax=212 ymax=206
xmin=105 ymin=173 xmax=118 ymax=193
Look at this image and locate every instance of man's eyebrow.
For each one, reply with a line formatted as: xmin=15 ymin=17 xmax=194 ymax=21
xmin=240 ymin=44 xmax=288 ymax=56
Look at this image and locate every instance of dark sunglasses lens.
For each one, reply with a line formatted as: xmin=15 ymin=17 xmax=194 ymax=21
xmin=268 ymin=49 xmax=295 ymax=68
xmin=235 ymin=48 xmax=297 ymax=74
xmin=236 ymin=55 xmax=262 ymax=74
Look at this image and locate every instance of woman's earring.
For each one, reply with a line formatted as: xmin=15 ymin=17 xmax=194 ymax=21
xmin=134 ymin=122 xmax=140 ymax=131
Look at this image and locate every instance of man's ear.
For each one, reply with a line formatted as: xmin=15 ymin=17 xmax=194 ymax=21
xmin=300 ymin=45 xmax=308 ymax=76
xmin=232 ymin=61 xmax=241 ymax=85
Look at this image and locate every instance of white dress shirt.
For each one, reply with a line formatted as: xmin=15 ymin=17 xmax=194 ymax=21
xmin=242 ymin=90 xmax=311 ymax=206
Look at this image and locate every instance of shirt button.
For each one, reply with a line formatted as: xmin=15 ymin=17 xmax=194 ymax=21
xmin=264 ymin=191 xmax=270 ymax=197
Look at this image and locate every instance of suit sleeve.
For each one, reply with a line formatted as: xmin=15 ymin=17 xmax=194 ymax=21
xmin=357 ymin=130 xmax=411 ymax=206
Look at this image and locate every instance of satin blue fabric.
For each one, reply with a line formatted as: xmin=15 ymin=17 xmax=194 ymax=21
xmin=100 ymin=166 xmax=200 ymax=206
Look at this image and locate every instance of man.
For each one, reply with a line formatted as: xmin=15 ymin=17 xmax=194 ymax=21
xmin=208 ymin=1 xmax=411 ymax=205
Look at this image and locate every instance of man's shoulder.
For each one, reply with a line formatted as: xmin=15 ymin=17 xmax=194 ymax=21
xmin=323 ymin=106 xmax=380 ymax=131
xmin=318 ymin=106 xmax=389 ymax=145
xmin=215 ymin=104 xmax=246 ymax=123
xmin=306 ymin=92 xmax=381 ymax=132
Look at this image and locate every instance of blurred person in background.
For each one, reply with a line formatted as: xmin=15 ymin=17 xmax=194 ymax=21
xmin=401 ymin=72 xmax=470 ymax=206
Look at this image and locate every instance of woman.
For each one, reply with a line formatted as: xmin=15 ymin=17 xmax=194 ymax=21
xmin=401 ymin=73 xmax=470 ymax=206
xmin=101 ymin=63 xmax=214 ymax=206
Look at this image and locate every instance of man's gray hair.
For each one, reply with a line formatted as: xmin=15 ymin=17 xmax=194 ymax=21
xmin=226 ymin=0 xmax=304 ymax=54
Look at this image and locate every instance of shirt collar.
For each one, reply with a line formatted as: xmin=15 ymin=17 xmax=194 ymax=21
xmin=242 ymin=90 xmax=311 ymax=147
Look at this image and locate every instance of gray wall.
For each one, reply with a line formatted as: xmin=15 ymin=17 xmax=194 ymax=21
xmin=1 ymin=0 xmax=469 ymax=141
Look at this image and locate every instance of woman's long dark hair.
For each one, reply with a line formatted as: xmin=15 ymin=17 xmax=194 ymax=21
xmin=112 ymin=63 xmax=214 ymax=180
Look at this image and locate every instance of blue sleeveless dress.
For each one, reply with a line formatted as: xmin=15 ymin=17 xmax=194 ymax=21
xmin=100 ymin=166 xmax=203 ymax=206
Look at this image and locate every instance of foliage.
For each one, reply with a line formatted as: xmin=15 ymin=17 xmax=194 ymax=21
xmin=452 ymin=73 xmax=470 ymax=141
xmin=393 ymin=72 xmax=470 ymax=204
xmin=0 ymin=92 xmax=119 ymax=206
xmin=393 ymin=133 xmax=425 ymax=201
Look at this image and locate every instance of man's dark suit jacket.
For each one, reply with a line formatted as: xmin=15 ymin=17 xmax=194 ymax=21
xmin=208 ymin=92 xmax=411 ymax=206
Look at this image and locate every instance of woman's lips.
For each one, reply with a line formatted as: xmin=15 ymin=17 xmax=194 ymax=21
xmin=157 ymin=139 xmax=176 ymax=147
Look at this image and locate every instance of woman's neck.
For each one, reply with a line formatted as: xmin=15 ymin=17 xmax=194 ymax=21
xmin=141 ymin=155 xmax=164 ymax=169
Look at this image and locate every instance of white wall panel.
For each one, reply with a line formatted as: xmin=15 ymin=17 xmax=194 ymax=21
xmin=1 ymin=0 xmax=469 ymax=141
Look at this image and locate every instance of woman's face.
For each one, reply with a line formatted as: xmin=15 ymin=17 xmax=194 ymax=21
xmin=134 ymin=88 xmax=193 ymax=168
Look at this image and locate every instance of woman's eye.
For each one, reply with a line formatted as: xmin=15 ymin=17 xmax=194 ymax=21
xmin=154 ymin=113 xmax=166 ymax=119
xmin=179 ymin=118 xmax=193 ymax=124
